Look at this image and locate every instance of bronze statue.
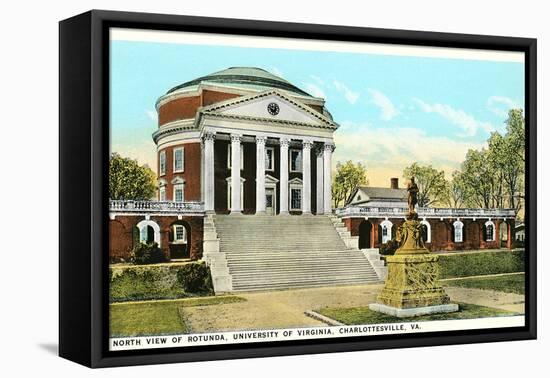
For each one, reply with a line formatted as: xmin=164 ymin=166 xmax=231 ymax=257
xmin=407 ymin=177 xmax=419 ymax=216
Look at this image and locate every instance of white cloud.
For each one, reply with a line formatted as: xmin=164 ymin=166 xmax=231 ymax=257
xmin=146 ymin=110 xmax=157 ymax=121
xmin=368 ymin=89 xmax=399 ymax=121
xmin=332 ymin=121 xmax=485 ymax=186
xmin=413 ymin=98 xmax=495 ymax=137
xmin=310 ymin=75 xmax=325 ymax=86
xmin=487 ymin=96 xmax=522 ymax=117
xmin=333 ymin=80 xmax=360 ymax=105
xmin=302 ymin=82 xmax=326 ymax=99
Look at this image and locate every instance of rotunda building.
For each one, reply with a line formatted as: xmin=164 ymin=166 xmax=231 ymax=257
xmin=153 ymin=67 xmax=339 ymax=215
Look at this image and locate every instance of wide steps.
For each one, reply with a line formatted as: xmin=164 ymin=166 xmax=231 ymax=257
xmin=213 ymin=215 xmax=380 ymax=291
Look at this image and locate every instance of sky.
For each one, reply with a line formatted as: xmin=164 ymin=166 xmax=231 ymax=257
xmin=110 ymin=34 xmax=524 ymax=187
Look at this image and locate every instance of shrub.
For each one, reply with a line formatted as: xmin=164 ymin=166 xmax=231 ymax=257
xmin=176 ymin=262 xmax=214 ymax=294
xmin=379 ymin=239 xmax=400 ymax=256
xmin=109 ymin=262 xmax=214 ymax=302
xmin=132 ymin=242 xmax=167 ymax=265
xmin=438 ymin=250 xmax=524 ymax=279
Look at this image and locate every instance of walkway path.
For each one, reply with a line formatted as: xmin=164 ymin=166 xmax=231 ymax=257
xmin=181 ymin=282 xmax=524 ymax=332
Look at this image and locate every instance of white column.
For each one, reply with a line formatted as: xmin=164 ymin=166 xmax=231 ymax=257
xmin=302 ymin=139 xmax=313 ymax=214
xmin=316 ymin=145 xmax=324 ymax=215
xmin=230 ymin=134 xmax=242 ymax=214
xmin=203 ymin=132 xmax=215 ymax=213
xmin=323 ymin=142 xmax=335 ymax=215
xmin=255 ymin=136 xmax=267 ymax=214
xmin=279 ymin=137 xmax=290 ymax=215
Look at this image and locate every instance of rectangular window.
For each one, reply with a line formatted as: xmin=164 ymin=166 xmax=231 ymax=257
xmin=174 ymin=184 xmax=184 ymax=202
xmin=174 ymin=225 xmax=186 ymax=243
xmin=290 ymin=188 xmax=302 ymax=210
xmin=290 ymin=149 xmax=302 ymax=172
xmin=265 ymin=147 xmax=274 ymax=171
xmin=227 ymin=144 xmax=244 ymax=170
xmin=159 ymin=186 xmax=166 ymax=201
xmin=159 ymin=150 xmax=166 ymax=176
xmin=173 ymin=147 xmax=184 ymax=173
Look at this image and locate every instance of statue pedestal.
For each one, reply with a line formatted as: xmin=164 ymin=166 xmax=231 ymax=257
xmin=369 ymin=219 xmax=458 ymax=318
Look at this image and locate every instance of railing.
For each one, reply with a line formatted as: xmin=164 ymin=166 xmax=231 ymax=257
xmin=109 ymin=200 xmax=205 ymax=214
xmin=335 ymin=206 xmax=515 ymax=219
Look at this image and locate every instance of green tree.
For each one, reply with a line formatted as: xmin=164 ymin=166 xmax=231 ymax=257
xmin=502 ymin=109 xmax=525 ymax=215
xmin=109 ymin=153 xmax=157 ymax=200
xmin=456 ymin=108 xmax=524 ymax=215
xmin=332 ymin=160 xmax=368 ymax=208
xmin=447 ymin=171 xmax=467 ymax=209
xmin=459 ymin=149 xmax=493 ymax=208
xmin=403 ymin=163 xmax=448 ymax=207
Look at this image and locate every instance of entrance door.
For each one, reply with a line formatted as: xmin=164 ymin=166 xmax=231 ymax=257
xmin=266 ymin=188 xmax=276 ymax=215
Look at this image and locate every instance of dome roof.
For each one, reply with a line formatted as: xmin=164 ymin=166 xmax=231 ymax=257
xmin=166 ymin=67 xmax=313 ymax=97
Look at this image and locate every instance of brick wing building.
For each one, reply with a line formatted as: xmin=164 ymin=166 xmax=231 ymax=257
xmin=340 ymin=178 xmax=516 ymax=251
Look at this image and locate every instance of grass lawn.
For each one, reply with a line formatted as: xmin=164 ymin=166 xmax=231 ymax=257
xmin=443 ymin=273 xmax=525 ymax=295
xmin=110 ymin=295 xmax=246 ymax=337
xmin=317 ymin=302 xmax=516 ymax=325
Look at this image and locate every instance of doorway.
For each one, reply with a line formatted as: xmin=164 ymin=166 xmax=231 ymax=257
xmin=359 ymin=220 xmax=372 ymax=249
xmin=266 ymin=187 xmax=276 ymax=215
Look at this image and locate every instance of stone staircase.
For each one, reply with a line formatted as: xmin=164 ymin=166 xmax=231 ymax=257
xmin=206 ymin=214 xmax=381 ymax=292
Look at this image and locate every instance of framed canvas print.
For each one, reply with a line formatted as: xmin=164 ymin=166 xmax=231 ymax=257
xmin=59 ymin=10 xmax=537 ymax=368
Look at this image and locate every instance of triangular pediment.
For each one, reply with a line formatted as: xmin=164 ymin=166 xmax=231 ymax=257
xmin=265 ymin=174 xmax=279 ymax=184
xmin=199 ymin=90 xmax=337 ymax=128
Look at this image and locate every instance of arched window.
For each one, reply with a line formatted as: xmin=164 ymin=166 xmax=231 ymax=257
xmin=421 ymin=219 xmax=431 ymax=243
xmin=453 ymin=220 xmax=464 ymax=243
xmin=136 ymin=220 xmax=161 ymax=246
xmin=485 ymin=220 xmax=495 ymax=241
xmin=380 ymin=220 xmax=393 ymax=244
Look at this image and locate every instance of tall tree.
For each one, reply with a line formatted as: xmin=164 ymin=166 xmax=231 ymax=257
xmin=403 ymin=163 xmax=448 ymax=207
xmin=502 ymin=109 xmax=525 ymax=216
xmin=459 ymin=149 xmax=494 ymax=208
xmin=447 ymin=171 xmax=467 ymax=209
xmin=332 ymin=160 xmax=368 ymax=208
xmin=109 ymin=153 xmax=157 ymax=200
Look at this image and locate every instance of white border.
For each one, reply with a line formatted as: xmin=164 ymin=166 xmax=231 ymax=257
xmin=111 ymin=28 xmax=524 ymax=63
xmin=110 ymin=315 xmax=524 ymax=351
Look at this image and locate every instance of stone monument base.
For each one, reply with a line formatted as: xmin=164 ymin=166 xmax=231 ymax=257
xmin=369 ymin=303 xmax=459 ymax=318
xmin=370 ymin=239 xmax=458 ymax=317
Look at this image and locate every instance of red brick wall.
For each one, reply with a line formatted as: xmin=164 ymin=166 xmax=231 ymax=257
xmin=158 ymin=143 xmax=201 ymax=201
xmin=202 ymin=90 xmax=241 ymax=106
xmin=109 ymin=215 xmax=204 ymax=262
xmin=158 ymin=96 xmax=201 ymax=126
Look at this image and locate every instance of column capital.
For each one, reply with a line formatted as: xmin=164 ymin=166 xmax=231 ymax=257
xmin=279 ymin=137 xmax=291 ymax=148
xmin=230 ymin=134 xmax=243 ymax=143
xmin=302 ymin=139 xmax=314 ymax=149
xmin=324 ymin=142 xmax=336 ymax=152
xmin=255 ymin=135 xmax=267 ymax=145
xmin=202 ymin=131 xmax=216 ymax=142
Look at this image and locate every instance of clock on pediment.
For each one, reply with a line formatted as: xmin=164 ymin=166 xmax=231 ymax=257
xmin=267 ymin=102 xmax=280 ymax=116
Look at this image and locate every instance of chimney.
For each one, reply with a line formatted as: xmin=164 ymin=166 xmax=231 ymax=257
xmin=390 ymin=178 xmax=399 ymax=189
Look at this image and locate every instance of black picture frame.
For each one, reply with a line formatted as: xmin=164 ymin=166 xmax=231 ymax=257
xmin=59 ymin=9 xmax=537 ymax=368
